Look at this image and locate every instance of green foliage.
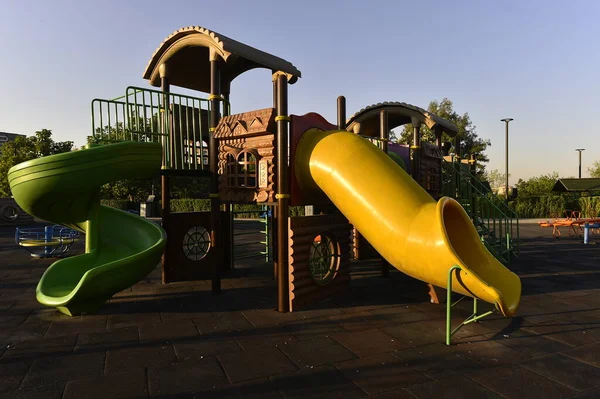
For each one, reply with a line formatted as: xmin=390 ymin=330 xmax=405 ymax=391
xmin=170 ymin=199 xmax=211 ymax=213
xmin=515 ymin=172 xmax=559 ymax=197
xmin=168 ymin=199 xmax=305 ymax=218
xmin=512 ymin=195 xmax=566 ymax=218
xmin=589 ymin=161 xmax=600 ymax=178
xmin=0 ymin=129 xmax=73 ymax=197
xmin=579 ymin=197 xmax=600 ymax=218
xmin=511 ymin=172 xmax=573 ymax=218
xmin=397 ymin=98 xmax=490 ymax=176
xmin=484 ymin=169 xmax=509 ymax=190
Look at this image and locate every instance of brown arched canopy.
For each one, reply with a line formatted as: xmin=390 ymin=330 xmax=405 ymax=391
xmin=346 ymin=102 xmax=458 ymax=137
xmin=143 ymin=26 xmax=301 ymax=93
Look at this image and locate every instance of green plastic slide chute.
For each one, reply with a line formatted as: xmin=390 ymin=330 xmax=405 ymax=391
xmin=8 ymin=142 xmax=166 ymax=316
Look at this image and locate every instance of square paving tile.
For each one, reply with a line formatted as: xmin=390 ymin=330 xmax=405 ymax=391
xmin=105 ymin=343 xmax=177 ymax=374
xmin=334 ymin=353 xmax=430 ymax=395
xmin=406 ymin=375 xmax=502 ymax=399
xmin=383 ymin=321 xmax=445 ymax=347
xmin=466 ymin=365 xmax=576 ymax=399
xmin=106 ymin=311 xmax=162 ymax=330
xmin=520 ymin=353 xmax=600 ymax=391
xmin=63 ymin=369 xmax=147 ymax=399
xmin=484 ymin=328 xmax=571 ymax=358
xmin=218 ymin=346 xmax=298 ymax=383
xmin=270 ymin=365 xmax=365 ymax=398
xmin=173 ymin=336 xmax=242 ymax=360
xmin=234 ymin=329 xmax=298 ymax=350
xmin=330 ymin=309 xmax=429 ymax=332
xmin=194 ymin=311 xmax=254 ymax=335
xmin=571 ymin=387 xmax=600 ymax=398
xmin=331 ymin=328 xmax=408 ymax=357
xmin=369 ymin=388 xmax=417 ymax=398
xmin=0 ymin=382 xmax=65 ymax=399
xmin=2 ymin=335 xmax=76 ymax=360
xmin=284 ymin=318 xmax=346 ymax=340
xmin=522 ymin=321 xmax=600 ymax=348
xmin=74 ymin=326 xmax=139 ymax=352
xmin=241 ymin=308 xmax=300 ymax=327
xmin=21 ymin=351 xmax=105 ymax=388
xmin=4 ymin=315 xmax=51 ymax=343
xmin=293 ymin=304 xmax=343 ymax=320
xmin=200 ymin=377 xmax=283 ymax=398
xmin=44 ymin=315 xmax=107 ymax=338
xmin=561 ymin=342 xmax=600 ymax=367
xmin=148 ymin=356 xmax=228 ymax=396
xmin=280 ymin=336 xmax=357 ymax=367
xmin=139 ymin=319 xmax=199 ymax=343
xmin=391 ymin=343 xmax=481 ymax=380
xmin=0 ymin=358 xmax=32 ymax=394
xmin=453 ymin=340 xmax=531 ymax=366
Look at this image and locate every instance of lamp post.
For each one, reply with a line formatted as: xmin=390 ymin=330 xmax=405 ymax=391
xmin=501 ymin=118 xmax=513 ymax=204
xmin=575 ymin=149 xmax=585 ymax=178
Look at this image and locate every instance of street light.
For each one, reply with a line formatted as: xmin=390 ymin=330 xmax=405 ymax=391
xmin=501 ymin=118 xmax=513 ymax=204
xmin=575 ymin=149 xmax=585 ymax=178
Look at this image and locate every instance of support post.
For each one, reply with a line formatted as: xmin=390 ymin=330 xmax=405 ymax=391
xmin=209 ymin=50 xmax=222 ymax=295
xmin=446 ymin=265 xmax=494 ymax=345
xmin=222 ymin=84 xmax=233 ymax=272
xmin=380 ymin=110 xmax=390 ymax=277
xmin=435 ymin=125 xmax=443 ymax=150
xmin=337 ymin=96 xmax=346 ymax=130
xmin=159 ymin=64 xmax=172 ymax=284
xmin=411 ymin=117 xmax=422 ymax=184
xmin=275 ymin=72 xmax=290 ymax=312
xmin=454 ymin=135 xmax=461 ymax=160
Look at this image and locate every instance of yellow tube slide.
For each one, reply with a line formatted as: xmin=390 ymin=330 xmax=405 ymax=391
xmin=295 ymin=129 xmax=521 ymax=317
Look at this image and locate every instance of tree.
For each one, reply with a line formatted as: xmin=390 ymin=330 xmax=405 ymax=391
xmin=397 ymin=98 xmax=491 ymax=176
xmin=589 ymin=161 xmax=600 ymax=178
xmin=0 ymin=129 xmax=73 ymax=197
xmin=484 ymin=169 xmax=509 ymax=190
xmin=515 ymin=172 xmax=559 ymax=197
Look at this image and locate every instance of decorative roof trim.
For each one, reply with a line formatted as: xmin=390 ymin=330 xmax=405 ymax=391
xmin=346 ymin=101 xmax=458 ymax=137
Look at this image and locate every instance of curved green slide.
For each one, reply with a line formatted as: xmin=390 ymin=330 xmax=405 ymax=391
xmin=8 ymin=142 xmax=166 ymax=316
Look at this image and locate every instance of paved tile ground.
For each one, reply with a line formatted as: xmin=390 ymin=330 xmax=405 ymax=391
xmin=1 ymin=221 xmax=600 ymax=398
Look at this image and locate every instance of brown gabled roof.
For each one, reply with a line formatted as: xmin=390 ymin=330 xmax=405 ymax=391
xmin=552 ymin=178 xmax=600 ymax=192
xmin=143 ymin=26 xmax=301 ymax=93
xmin=345 ymin=102 xmax=459 ymax=138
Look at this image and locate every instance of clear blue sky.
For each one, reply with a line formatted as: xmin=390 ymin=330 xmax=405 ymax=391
xmin=1 ymin=0 xmax=599 ymax=184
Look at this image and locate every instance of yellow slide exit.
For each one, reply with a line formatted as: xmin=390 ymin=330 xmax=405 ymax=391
xmin=295 ymin=129 xmax=521 ymax=317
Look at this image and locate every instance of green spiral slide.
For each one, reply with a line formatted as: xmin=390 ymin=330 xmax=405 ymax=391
xmin=8 ymin=142 xmax=166 ymax=316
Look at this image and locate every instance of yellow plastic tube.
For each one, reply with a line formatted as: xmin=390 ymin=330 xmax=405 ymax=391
xmin=295 ymin=129 xmax=521 ymax=317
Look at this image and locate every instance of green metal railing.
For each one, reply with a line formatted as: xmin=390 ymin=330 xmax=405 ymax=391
xmin=232 ymin=207 xmax=271 ymax=262
xmin=442 ymin=160 xmax=519 ymax=265
xmin=91 ymin=86 xmax=229 ymax=171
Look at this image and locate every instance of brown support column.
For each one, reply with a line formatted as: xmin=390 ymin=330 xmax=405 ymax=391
xmin=275 ymin=72 xmax=290 ymax=312
xmin=159 ymin=64 xmax=171 ymax=284
xmin=209 ymin=50 xmax=222 ymax=295
xmin=337 ymin=96 xmax=346 ymax=130
xmin=271 ymin=75 xmax=278 ymax=280
xmin=454 ymin=135 xmax=461 ymax=161
xmin=434 ymin=126 xmax=443 ymax=150
xmin=410 ymin=117 xmax=422 ymax=185
xmin=380 ymin=110 xmax=390 ymax=277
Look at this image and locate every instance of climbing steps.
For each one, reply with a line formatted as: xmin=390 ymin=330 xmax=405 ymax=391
xmin=442 ymin=160 xmax=519 ymax=265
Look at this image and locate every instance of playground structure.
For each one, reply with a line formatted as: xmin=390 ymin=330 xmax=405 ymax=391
xmin=8 ymin=26 xmax=521 ymax=341
xmin=15 ymin=224 xmax=80 ymax=258
xmin=539 ymin=210 xmax=600 ymax=239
